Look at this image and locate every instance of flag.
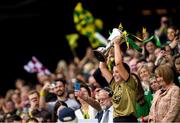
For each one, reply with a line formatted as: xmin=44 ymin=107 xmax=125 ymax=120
xmin=66 ymin=33 xmax=79 ymax=50
xmin=65 ymin=33 xmax=79 ymax=57
xmin=24 ymin=56 xmax=51 ymax=75
xmin=73 ymin=2 xmax=105 ymax=48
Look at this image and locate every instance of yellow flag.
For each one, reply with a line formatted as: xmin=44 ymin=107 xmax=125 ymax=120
xmin=66 ymin=33 xmax=79 ymax=50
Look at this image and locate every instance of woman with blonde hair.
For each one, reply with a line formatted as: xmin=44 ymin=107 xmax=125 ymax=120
xmin=148 ymin=64 xmax=180 ymax=122
xmin=137 ymin=64 xmax=152 ymax=92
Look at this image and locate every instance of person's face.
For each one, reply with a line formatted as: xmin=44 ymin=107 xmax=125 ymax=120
xmin=11 ymin=93 xmax=20 ymax=103
xmin=98 ymin=90 xmax=112 ymax=110
xmin=150 ymin=79 xmax=160 ymax=92
xmin=68 ymin=93 xmax=75 ymax=99
xmin=94 ymin=88 xmax=101 ymax=100
xmin=15 ymin=80 xmax=24 ymax=89
xmin=53 ymin=81 xmax=65 ymax=96
xmin=165 ymin=46 xmax=172 ymax=55
xmin=5 ymin=101 xmax=15 ymax=112
xmin=113 ymin=66 xmax=122 ymax=82
xmin=28 ymin=93 xmax=39 ymax=107
xmin=139 ymin=68 xmax=150 ymax=81
xmin=175 ymin=63 xmax=180 ymax=74
xmin=145 ymin=42 xmax=155 ymax=54
xmin=161 ymin=16 xmax=168 ymax=26
xmin=167 ymin=28 xmax=176 ymax=41
xmin=136 ymin=61 xmax=145 ymax=69
xmin=80 ymin=87 xmax=89 ymax=97
xmin=88 ymin=76 xmax=100 ymax=88
xmin=154 ymin=48 xmax=161 ymax=57
xmin=37 ymin=73 xmax=48 ymax=84
xmin=155 ymin=73 xmax=166 ymax=88
xmin=147 ymin=62 xmax=154 ymax=72
xmin=129 ymin=60 xmax=137 ymax=73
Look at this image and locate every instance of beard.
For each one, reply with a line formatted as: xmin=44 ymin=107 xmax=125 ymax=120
xmin=57 ymin=90 xmax=65 ymax=97
xmin=101 ymin=105 xmax=107 ymax=110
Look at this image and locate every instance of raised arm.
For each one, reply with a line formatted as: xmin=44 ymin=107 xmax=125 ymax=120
xmin=169 ymin=36 xmax=179 ymax=49
xmin=113 ymin=36 xmax=129 ymax=81
xmin=78 ymin=91 xmax=102 ymax=111
xmin=39 ymin=82 xmax=50 ymax=109
xmin=99 ymin=62 xmax=113 ymax=83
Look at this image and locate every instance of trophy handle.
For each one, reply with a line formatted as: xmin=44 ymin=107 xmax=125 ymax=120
xmin=94 ymin=50 xmax=106 ymax=62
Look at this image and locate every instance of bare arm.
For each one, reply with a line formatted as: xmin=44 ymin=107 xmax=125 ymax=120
xmin=99 ymin=62 xmax=113 ymax=83
xmin=78 ymin=47 xmax=93 ymax=69
xmin=39 ymin=83 xmax=50 ymax=109
xmin=169 ymin=37 xmax=179 ymax=49
xmin=114 ymin=36 xmax=129 ymax=81
xmin=77 ymin=91 xmax=102 ymax=111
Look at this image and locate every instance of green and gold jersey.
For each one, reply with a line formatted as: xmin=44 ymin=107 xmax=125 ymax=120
xmin=110 ymin=75 xmax=137 ymax=118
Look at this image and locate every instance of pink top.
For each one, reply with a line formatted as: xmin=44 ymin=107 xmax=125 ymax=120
xmin=148 ymin=84 xmax=180 ymax=122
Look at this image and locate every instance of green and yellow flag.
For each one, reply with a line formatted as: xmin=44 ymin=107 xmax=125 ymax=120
xmin=73 ymin=2 xmax=104 ymax=48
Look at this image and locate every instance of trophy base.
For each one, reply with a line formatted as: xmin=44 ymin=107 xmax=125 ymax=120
xmin=94 ymin=50 xmax=106 ymax=62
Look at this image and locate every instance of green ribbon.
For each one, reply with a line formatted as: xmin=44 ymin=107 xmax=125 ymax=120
xmin=127 ymin=38 xmax=142 ymax=52
xmin=142 ymin=35 xmax=154 ymax=44
xmin=127 ymin=32 xmax=143 ymax=42
xmin=142 ymin=35 xmax=162 ymax=47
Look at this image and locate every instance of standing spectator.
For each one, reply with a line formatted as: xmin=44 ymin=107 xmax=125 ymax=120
xmin=149 ymin=74 xmax=160 ymax=94
xmin=75 ymin=84 xmax=98 ymax=119
xmin=166 ymin=26 xmax=179 ymax=53
xmin=155 ymin=16 xmax=170 ymax=44
xmin=39 ymin=79 xmax=80 ymax=112
xmin=28 ymin=90 xmax=40 ymax=117
xmin=144 ymin=41 xmax=157 ymax=62
xmin=148 ymin=64 xmax=180 ymax=122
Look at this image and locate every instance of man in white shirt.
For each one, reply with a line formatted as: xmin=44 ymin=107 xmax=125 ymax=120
xmin=96 ymin=87 xmax=113 ymax=123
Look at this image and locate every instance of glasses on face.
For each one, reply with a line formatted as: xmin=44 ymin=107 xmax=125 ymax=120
xmin=99 ymin=97 xmax=109 ymax=102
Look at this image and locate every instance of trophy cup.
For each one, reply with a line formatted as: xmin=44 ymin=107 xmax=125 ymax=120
xmin=94 ymin=25 xmax=124 ymax=62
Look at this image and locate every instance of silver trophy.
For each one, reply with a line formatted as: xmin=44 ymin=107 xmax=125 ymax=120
xmin=94 ymin=27 xmax=124 ymax=62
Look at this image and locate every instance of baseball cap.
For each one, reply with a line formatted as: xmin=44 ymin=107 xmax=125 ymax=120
xmin=58 ymin=107 xmax=76 ymax=123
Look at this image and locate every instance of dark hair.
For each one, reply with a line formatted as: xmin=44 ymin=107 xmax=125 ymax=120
xmin=144 ymin=40 xmax=156 ymax=59
xmin=4 ymin=114 xmax=22 ymax=122
xmin=102 ymin=87 xmax=113 ymax=97
xmin=31 ymin=109 xmax=41 ymax=118
xmin=92 ymin=68 xmax=109 ymax=88
xmin=28 ymin=90 xmax=39 ymax=97
xmin=80 ymin=84 xmax=91 ymax=97
xmin=31 ymin=108 xmax=52 ymax=122
xmin=26 ymin=117 xmax=39 ymax=123
xmin=168 ymin=26 xmax=177 ymax=32
xmin=123 ymin=62 xmax=130 ymax=73
xmin=52 ymin=101 xmax=68 ymax=122
xmin=155 ymin=64 xmax=174 ymax=84
xmin=39 ymin=108 xmax=52 ymax=122
xmin=54 ymin=78 xmax=67 ymax=85
xmin=132 ymin=73 xmax=146 ymax=106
